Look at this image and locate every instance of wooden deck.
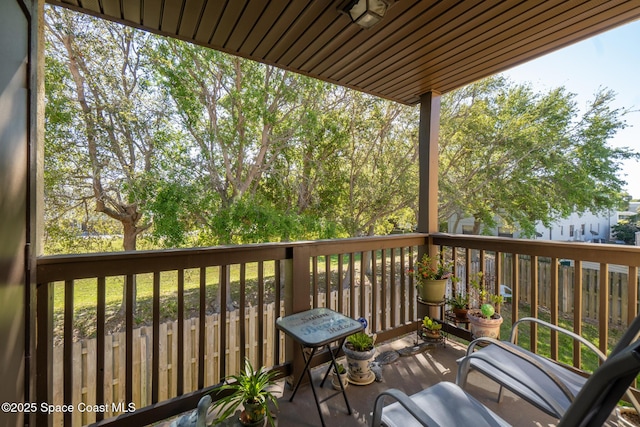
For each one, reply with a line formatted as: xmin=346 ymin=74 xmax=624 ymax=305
xmin=272 ymin=334 xmax=560 ymax=426
xmin=173 ymin=332 xmax=619 ymax=427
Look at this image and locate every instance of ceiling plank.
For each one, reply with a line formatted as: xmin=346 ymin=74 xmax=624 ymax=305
xmin=46 ymin=0 xmax=640 ymax=105
xmin=177 ymin=0 xmax=206 ymax=38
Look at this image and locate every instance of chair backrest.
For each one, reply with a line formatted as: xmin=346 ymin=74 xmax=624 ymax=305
xmin=558 ymin=316 xmax=640 ymax=427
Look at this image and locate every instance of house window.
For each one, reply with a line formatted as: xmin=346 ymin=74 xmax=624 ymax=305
xmin=581 ymin=224 xmax=585 ymax=236
xmin=462 ymin=225 xmax=473 ymax=234
xmin=560 ymin=226 xmax=564 ymax=236
xmin=570 ymin=225 xmax=574 ymax=237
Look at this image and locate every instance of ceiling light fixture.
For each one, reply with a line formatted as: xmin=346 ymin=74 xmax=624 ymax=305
xmin=343 ymin=0 xmax=388 ymax=29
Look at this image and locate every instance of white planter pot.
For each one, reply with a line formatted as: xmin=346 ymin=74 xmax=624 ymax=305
xmin=342 ymin=342 xmax=376 ymax=385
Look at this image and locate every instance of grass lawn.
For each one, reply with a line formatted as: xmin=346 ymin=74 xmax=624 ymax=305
xmin=499 ymin=302 xmax=626 ymax=374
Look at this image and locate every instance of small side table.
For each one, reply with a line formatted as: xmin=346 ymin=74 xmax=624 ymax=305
xmin=275 ymin=308 xmax=364 ymax=427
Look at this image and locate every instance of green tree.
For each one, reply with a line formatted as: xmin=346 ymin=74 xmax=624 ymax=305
xmin=45 ymin=6 xmax=173 ymax=251
xmin=439 ymin=76 xmax=637 ymax=237
xmin=611 ymin=215 xmax=640 ymax=244
xmin=153 ymin=40 xmax=318 ymax=244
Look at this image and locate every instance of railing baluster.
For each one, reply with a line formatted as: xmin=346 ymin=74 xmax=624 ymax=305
xmin=574 ymin=260 xmax=583 ymax=368
xmin=36 ymin=281 xmax=53 ymax=427
xmin=325 ymin=255 xmax=331 ymax=309
xmin=177 ymin=270 xmax=184 ymax=395
xmin=400 ymin=247 xmax=406 ymax=324
xmin=240 ymin=264 xmax=247 ymax=364
xmin=511 ymin=254 xmax=520 ymax=344
xmin=390 ymin=248 xmax=397 ymax=327
xmin=629 ymin=266 xmax=638 ymax=325
xmin=125 ymin=274 xmax=134 ymax=404
xmin=349 ymin=252 xmax=356 ymax=318
xmin=409 ymin=246 xmax=415 ymax=320
xmin=97 ymin=276 xmax=106 ymax=420
xmin=151 ymin=273 xmax=160 ymax=403
xmin=258 ymin=261 xmax=265 ymax=366
xmin=64 ymin=279 xmax=74 ymax=427
xmin=219 ymin=265 xmax=228 ymax=378
xmin=198 ymin=268 xmax=206 ymax=389
xmin=371 ymin=249 xmax=377 ymax=331
xmin=381 ymin=248 xmax=388 ymax=330
xmin=274 ymin=261 xmax=281 ymax=364
xmin=338 ymin=253 xmax=344 ymax=313
xmin=530 ymin=256 xmax=539 ymax=353
xmin=360 ymin=251 xmax=366 ymax=320
xmin=312 ymin=256 xmax=319 ymax=308
xmin=599 ymin=263 xmax=609 ymax=355
xmin=550 ymin=257 xmax=559 ymax=360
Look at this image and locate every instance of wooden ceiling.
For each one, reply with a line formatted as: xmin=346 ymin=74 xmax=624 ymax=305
xmin=47 ymin=0 xmax=640 ymax=105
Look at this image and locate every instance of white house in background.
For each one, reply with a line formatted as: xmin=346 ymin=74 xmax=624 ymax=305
xmin=449 ymin=203 xmax=639 ymax=243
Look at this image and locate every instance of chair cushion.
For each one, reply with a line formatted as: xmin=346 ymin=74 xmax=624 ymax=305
xmin=460 ymin=342 xmax=587 ymax=417
xmin=381 ymin=382 xmax=510 ymax=427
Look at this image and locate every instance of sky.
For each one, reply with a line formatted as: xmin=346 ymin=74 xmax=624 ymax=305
xmin=499 ymin=18 xmax=640 ymax=199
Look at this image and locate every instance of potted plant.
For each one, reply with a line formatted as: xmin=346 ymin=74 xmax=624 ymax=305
xmin=410 ymin=253 xmax=453 ymax=303
xmin=342 ymin=331 xmax=376 ymax=385
xmin=331 ymin=363 xmax=349 ymax=390
xmin=447 ymin=281 xmax=469 ymax=319
xmin=210 ymin=358 xmax=279 ymax=427
xmin=466 ymin=272 xmax=504 ymax=339
xmin=421 ymin=316 xmax=443 ymax=339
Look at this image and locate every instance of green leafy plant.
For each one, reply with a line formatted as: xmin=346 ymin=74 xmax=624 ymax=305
xmin=333 ymin=363 xmax=347 ymax=375
xmin=469 ymin=272 xmax=504 ymax=318
xmin=346 ymin=331 xmax=375 ymax=352
xmin=447 ymin=285 xmax=469 ymax=309
xmin=422 ymin=316 xmax=442 ymax=331
xmin=210 ymin=358 xmax=279 ymax=426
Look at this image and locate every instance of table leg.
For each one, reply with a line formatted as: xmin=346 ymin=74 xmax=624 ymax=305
xmin=289 ymin=346 xmax=316 ymax=402
xmin=289 ymin=345 xmax=326 ymax=427
xmin=325 ymin=338 xmax=352 ymax=414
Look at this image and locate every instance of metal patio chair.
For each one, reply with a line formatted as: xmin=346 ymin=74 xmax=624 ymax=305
xmin=456 ymin=316 xmax=640 ymax=418
xmin=371 ymin=316 xmax=640 ymax=426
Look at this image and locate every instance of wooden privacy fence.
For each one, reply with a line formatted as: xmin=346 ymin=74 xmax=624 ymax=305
xmin=458 ymin=256 xmax=640 ymax=327
xmin=51 ymin=286 xmax=388 ymax=427
xmin=52 ymin=304 xmax=285 ymax=427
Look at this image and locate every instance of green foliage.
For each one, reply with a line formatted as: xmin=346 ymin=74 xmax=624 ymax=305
xmin=333 ymin=363 xmax=346 ymax=375
xmin=611 ymin=215 xmax=640 ymax=244
xmin=210 ymin=358 xmax=279 ymax=426
xmin=439 ymin=76 xmax=637 ymax=237
xmin=44 ymin=7 xmax=638 ymax=255
xmin=346 ymin=332 xmax=374 ymax=352
xmin=447 ymin=291 xmax=469 ymax=309
xmin=422 ymin=316 xmax=442 ymax=331
xmin=410 ymin=254 xmax=453 ymax=282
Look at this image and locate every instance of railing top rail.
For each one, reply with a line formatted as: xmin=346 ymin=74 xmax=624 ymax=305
xmin=36 ymin=234 xmax=429 ymax=282
xmin=432 ymin=233 xmax=640 ymax=267
xmin=36 ymin=232 xmax=640 ymax=283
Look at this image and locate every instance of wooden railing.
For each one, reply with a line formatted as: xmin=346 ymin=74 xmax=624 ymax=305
xmin=35 ymin=234 xmax=425 ymax=427
xmin=35 ymin=233 xmax=640 ymax=426
xmin=432 ymin=234 xmax=640 ymax=369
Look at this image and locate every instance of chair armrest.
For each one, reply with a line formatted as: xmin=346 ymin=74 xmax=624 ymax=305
xmin=371 ymin=389 xmax=435 ymax=427
xmin=509 ymin=317 xmax=607 ymax=364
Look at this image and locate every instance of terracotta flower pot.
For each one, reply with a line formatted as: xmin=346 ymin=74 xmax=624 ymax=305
xmin=452 ymin=307 xmax=468 ymax=319
xmin=467 ymin=309 xmax=503 ymax=339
